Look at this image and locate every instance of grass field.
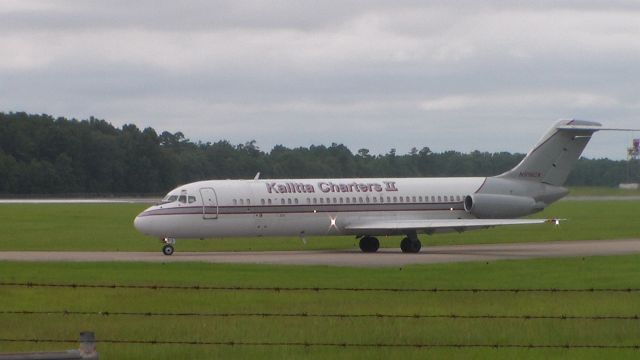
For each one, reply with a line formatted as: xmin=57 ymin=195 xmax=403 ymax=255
xmin=1 ymin=191 xmax=639 ymax=358
xmin=567 ymin=186 xmax=640 ymax=196
xmin=0 ymin=199 xmax=638 ymax=252
xmin=1 ymin=256 xmax=640 ymax=359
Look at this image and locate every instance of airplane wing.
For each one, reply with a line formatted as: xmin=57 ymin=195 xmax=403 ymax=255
xmin=345 ymin=218 xmax=553 ymax=233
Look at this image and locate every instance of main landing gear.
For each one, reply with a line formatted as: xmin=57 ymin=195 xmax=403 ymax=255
xmin=359 ymin=236 xmax=380 ymax=253
xmin=161 ymin=238 xmax=176 ymax=256
xmin=358 ymin=233 xmax=423 ymax=253
xmin=400 ymin=232 xmax=421 ymax=253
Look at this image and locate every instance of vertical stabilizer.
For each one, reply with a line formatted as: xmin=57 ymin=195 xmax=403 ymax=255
xmin=498 ymin=120 xmax=601 ymax=186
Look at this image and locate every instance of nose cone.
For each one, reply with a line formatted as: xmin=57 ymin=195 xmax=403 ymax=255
xmin=134 ymin=212 xmax=151 ymax=235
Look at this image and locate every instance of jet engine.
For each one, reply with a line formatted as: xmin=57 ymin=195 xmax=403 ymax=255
xmin=464 ymin=194 xmax=543 ymax=219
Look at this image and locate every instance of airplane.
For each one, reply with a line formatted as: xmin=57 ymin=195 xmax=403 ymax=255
xmin=134 ymin=120 xmax=638 ymax=255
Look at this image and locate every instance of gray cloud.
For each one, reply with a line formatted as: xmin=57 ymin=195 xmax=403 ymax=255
xmin=1 ymin=0 xmax=639 ymax=159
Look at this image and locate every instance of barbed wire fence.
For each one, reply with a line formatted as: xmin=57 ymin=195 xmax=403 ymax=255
xmin=2 ymin=281 xmax=640 ymax=353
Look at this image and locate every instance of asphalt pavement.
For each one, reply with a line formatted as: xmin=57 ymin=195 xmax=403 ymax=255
xmin=1 ymin=239 xmax=639 ymax=267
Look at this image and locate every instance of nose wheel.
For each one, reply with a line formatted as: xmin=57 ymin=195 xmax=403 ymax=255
xmin=161 ymin=238 xmax=176 ymax=256
xmin=162 ymin=244 xmax=175 ymax=256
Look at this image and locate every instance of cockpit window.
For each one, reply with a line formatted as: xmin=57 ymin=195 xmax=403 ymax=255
xmin=160 ymin=195 xmax=179 ymax=204
xmin=159 ymin=191 xmax=196 ymax=205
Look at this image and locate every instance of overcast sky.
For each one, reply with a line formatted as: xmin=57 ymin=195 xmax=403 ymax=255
xmin=1 ymin=0 xmax=639 ymax=159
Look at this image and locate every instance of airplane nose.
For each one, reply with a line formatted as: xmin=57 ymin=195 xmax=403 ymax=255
xmin=133 ymin=214 xmax=149 ymax=234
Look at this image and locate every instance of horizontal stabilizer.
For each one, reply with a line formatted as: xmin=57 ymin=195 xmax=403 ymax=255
xmin=557 ymin=125 xmax=640 ymax=132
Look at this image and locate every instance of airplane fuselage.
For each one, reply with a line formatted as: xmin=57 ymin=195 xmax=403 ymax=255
xmin=135 ymin=177 xmax=487 ymax=239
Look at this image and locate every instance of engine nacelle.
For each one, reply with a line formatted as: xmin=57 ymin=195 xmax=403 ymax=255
xmin=464 ymin=194 xmax=542 ymax=219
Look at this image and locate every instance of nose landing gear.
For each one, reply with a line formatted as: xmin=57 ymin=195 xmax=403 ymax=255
xmin=161 ymin=238 xmax=176 ymax=256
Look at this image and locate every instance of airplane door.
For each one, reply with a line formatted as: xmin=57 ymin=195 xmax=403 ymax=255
xmin=200 ymin=187 xmax=218 ymax=219
xmin=250 ymin=182 xmax=267 ymax=236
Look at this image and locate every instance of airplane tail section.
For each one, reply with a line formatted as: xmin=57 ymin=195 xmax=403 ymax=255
xmin=498 ymin=120 xmax=601 ymax=186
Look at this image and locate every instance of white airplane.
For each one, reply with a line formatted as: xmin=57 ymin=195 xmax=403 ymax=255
xmin=134 ymin=120 xmax=636 ymax=255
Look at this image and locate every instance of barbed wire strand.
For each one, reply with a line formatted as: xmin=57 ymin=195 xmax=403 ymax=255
xmin=1 ymin=310 xmax=639 ymax=321
xmin=2 ymin=282 xmax=640 ymax=293
xmin=0 ymin=338 xmax=638 ymax=350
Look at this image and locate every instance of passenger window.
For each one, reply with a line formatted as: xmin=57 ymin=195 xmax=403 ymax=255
xmin=333 ymin=197 xmax=337 ymax=204
xmin=438 ymin=196 xmax=442 ymax=202
xmin=261 ymin=199 xmax=265 ymax=205
xmin=393 ymin=196 xmax=397 ymax=202
xmin=444 ymin=196 xmax=448 ymax=202
xmin=281 ymin=199 xmax=285 ymax=205
xmin=346 ymin=198 xmax=350 ymax=204
xmin=327 ymin=198 xmax=331 ymax=204
xmin=406 ymin=196 xmax=410 ymax=202
xmin=412 ymin=196 xmax=416 ymax=202
xmin=399 ymin=197 xmax=403 ymax=203
xmin=239 ymin=199 xmax=244 ymax=205
xmin=268 ymin=199 xmax=272 ymax=205
xmin=366 ymin=197 xmax=370 ymax=203
xmin=352 ymin=197 xmax=357 ymax=203
xmin=358 ymin=197 xmax=363 ymax=203
xmin=313 ymin=198 xmax=317 ymax=204
xmin=387 ymin=196 xmax=391 ymax=203
xmin=340 ymin=198 xmax=344 ymax=204
xmin=188 ymin=196 xmax=196 ymax=203
xmin=431 ymin=196 xmax=435 ymax=202
xmin=320 ymin=198 xmax=324 ymax=204
xmin=373 ymin=197 xmax=377 ymax=203
xmin=456 ymin=195 xmax=461 ymax=202
xmin=233 ymin=199 xmax=237 ymax=205
xmin=380 ymin=196 xmax=384 ymax=203
xmin=287 ymin=199 xmax=292 ymax=205
xmin=294 ymin=198 xmax=299 ymax=204
xmin=307 ymin=198 xmax=311 ymax=204
xmin=418 ymin=196 xmax=422 ymax=202
xmin=247 ymin=199 xmax=251 ymax=205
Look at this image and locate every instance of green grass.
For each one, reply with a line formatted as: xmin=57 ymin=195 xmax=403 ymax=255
xmin=2 ymin=194 xmax=638 ymax=358
xmin=0 ymin=200 xmax=639 ymax=252
xmin=1 ymin=257 xmax=639 ymax=358
xmin=568 ymin=186 xmax=640 ymax=196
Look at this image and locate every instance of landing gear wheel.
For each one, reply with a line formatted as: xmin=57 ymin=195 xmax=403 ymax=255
xmin=359 ymin=236 xmax=380 ymax=253
xmin=400 ymin=237 xmax=421 ymax=253
xmin=162 ymin=244 xmax=174 ymax=256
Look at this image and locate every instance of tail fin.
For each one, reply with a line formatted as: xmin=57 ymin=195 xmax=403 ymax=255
xmin=498 ymin=120 xmax=601 ymax=186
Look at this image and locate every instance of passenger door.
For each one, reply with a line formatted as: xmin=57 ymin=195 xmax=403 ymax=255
xmin=199 ymin=187 xmax=218 ymax=219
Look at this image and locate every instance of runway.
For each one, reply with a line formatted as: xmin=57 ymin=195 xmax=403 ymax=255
xmin=1 ymin=239 xmax=640 ymax=267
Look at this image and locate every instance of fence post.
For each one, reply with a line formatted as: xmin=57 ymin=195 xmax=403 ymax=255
xmin=79 ymin=331 xmax=98 ymax=359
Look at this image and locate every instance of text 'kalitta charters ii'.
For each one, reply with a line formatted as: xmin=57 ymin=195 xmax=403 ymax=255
xmin=265 ymin=181 xmax=398 ymax=194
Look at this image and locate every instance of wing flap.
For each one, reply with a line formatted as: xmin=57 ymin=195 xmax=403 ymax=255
xmin=345 ymin=218 xmax=549 ymax=232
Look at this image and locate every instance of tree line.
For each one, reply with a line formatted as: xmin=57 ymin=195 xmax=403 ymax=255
xmin=0 ymin=112 xmax=635 ymax=195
